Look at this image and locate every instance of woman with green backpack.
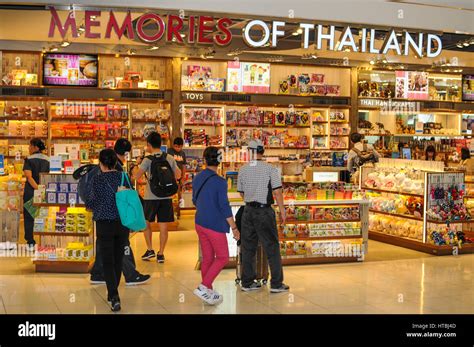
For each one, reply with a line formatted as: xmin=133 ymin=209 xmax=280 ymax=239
xmin=85 ymin=148 xmax=135 ymax=312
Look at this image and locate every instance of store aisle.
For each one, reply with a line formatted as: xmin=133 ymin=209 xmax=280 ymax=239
xmin=0 ymin=218 xmax=472 ymax=314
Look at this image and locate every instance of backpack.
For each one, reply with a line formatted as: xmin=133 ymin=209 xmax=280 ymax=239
xmin=351 ymin=143 xmax=378 ymax=172
xmin=147 ymin=153 xmax=178 ymax=198
xmin=73 ymin=164 xmax=101 ymax=203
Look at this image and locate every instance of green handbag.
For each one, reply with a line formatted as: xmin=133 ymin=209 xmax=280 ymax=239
xmin=114 ymin=172 xmax=146 ymax=232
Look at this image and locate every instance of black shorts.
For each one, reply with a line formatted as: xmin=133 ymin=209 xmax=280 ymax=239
xmin=143 ymin=199 xmax=174 ymax=223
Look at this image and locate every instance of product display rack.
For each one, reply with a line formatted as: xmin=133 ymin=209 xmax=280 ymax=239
xmin=362 ymin=159 xmax=474 ymax=255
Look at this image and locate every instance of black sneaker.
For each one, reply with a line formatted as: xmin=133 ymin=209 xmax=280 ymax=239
xmin=141 ymin=249 xmax=155 ymax=260
xmin=270 ymin=283 xmax=290 ymax=293
xmin=90 ymin=275 xmax=106 ymax=285
xmin=126 ymin=274 xmax=151 ymax=286
xmin=241 ymin=281 xmax=262 ymax=292
xmin=156 ymin=254 xmax=165 ymax=263
xmin=110 ymin=297 xmax=121 ymax=312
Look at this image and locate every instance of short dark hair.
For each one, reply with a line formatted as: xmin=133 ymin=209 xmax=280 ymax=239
xmin=203 ymin=146 xmax=221 ymax=166
xmin=99 ymin=148 xmax=118 ymax=170
xmin=350 ymin=133 xmax=363 ymax=144
xmin=173 ymin=137 xmax=184 ymax=146
xmin=114 ymin=138 xmax=132 ymax=155
xmin=30 ymin=138 xmax=46 ymax=151
xmin=461 ymin=147 xmax=471 ymax=160
xmin=146 ymin=131 xmax=162 ymax=149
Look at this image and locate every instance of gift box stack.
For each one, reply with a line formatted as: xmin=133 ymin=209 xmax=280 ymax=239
xmin=45 ymin=182 xmax=81 ymax=205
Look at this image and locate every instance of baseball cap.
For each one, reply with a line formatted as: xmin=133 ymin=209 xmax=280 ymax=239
xmin=248 ymin=139 xmax=264 ymax=150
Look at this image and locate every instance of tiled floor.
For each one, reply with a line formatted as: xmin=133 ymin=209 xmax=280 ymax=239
xmin=0 ymin=217 xmax=472 ymax=314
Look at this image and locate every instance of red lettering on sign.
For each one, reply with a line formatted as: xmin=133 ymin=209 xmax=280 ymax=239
xmin=105 ymin=11 xmax=134 ymax=39
xmin=136 ymin=13 xmax=165 ymax=42
xmin=48 ymin=7 xmax=78 ymax=38
xmin=167 ymin=15 xmax=184 ymax=43
xmin=188 ymin=16 xmax=196 ymax=43
xmin=197 ymin=16 xmax=214 ymax=44
xmin=85 ymin=11 xmax=101 ymax=39
xmin=215 ymin=18 xmax=232 ymax=46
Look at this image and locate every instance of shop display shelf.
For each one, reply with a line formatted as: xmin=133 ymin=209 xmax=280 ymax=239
xmin=131 ymin=119 xmax=163 ymax=123
xmin=329 ymin=147 xmax=349 ymax=150
xmin=32 ymin=259 xmax=92 ymax=264
xmin=369 ymin=209 xmax=423 ymax=221
xmin=34 ymin=232 xmax=92 ymax=237
xmin=132 ymin=135 xmax=169 ymax=140
xmin=279 ymin=235 xmax=362 ymax=241
xmin=312 ymin=121 xmax=328 ymax=124
xmin=33 ymin=202 xmax=86 ymax=207
xmin=363 ymin=187 xmax=424 ymax=197
xmin=32 ymin=258 xmax=94 ymax=273
xmin=0 ymin=117 xmax=47 ymax=121
xmin=312 ymin=134 xmax=328 ymax=137
xmin=51 ymin=136 xmax=119 ymax=141
xmin=1 ymin=135 xmax=47 ymax=139
xmin=392 ymin=134 xmax=465 ymax=138
xmin=369 ymin=230 xmax=474 ymax=255
xmin=184 ymin=123 xmax=224 ymax=127
xmin=426 ymin=219 xmax=474 ymax=224
xmin=281 ymin=219 xmax=361 ymax=224
xmin=329 ymin=134 xmax=350 ymax=137
xmin=281 ymin=256 xmax=360 ymax=265
xmin=226 ymin=124 xmax=310 ymax=129
xmin=51 ymin=117 xmax=118 ymax=122
xmin=266 ymin=147 xmax=310 ymax=150
xmin=329 ymin=121 xmax=349 ymax=123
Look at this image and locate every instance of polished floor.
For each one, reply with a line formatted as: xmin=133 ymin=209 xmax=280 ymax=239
xmin=0 ymin=217 xmax=472 ymax=314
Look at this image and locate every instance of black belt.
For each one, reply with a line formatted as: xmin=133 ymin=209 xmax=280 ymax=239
xmin=246 ymin=202 xmax=271 ymax=208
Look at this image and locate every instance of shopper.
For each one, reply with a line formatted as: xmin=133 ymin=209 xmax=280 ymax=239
xmin=237 ymin=139 xmax=289 ymax=293
xmin=167 ymin=137 xmax=187 ymax=217
xmin=425 ymin=145 xmax=436 ymax=161
xmin=133 ymin=132 xmax=181 ymax=263
xmin=192 ymin=146 xmax=240 ymax=305
xmin=22 ymin=138 xmax=50 ymax=248
xmin=90 ymin=138 xmax=150 ymax=286
xmin=460 ymin=147 xmax=474 ymax=174
xmin=85 ymin=149 xmax=130 ymax=312
xmin=347 ymin=132 xmax=380 ymax=182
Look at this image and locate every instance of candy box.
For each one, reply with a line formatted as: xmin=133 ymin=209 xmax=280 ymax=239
xmin=296 ymin=224 xmax=309 ymax=238
xmin=283 ymin=224 xmax=297 ymax=238
xmin=295 ymin=206 xmax=309 ymax=221
xmin=285 ymin=241 xmax=296 ymax=255
xmin=295 ymin=185 xmax=307 ymax=200
xmin=308 ymin=224 xmax=319 ymax=237
xmin=59 ymin=183 xmax=69 ymax=193
xmin=77 ymin=224 xmax=90 ymax=233
xmin=81 ymin=245 xmax=94 ymax=261
xmin=66 ymin=224 xmax=76 ymax=233
xmin=286 ymin=206 xmax=296 ymax=221
xmin=307 ymin=186 xmax=318 ymax=200
xmin=295 ymin=241 xmax=307 ymax=255
xmin=283 ymin=186 xmax=296 ymax=200
xmin=47 ymin=192 xmax=57 ymax=204
xmin=279 ymin=242 xmax=286 ymax=256
xmin=323 ymin=208 xmax=335 ymax=220
xmin=57 ymin=193 xmax=67 ymax=204
xmin=312 ymin=207 xmax=324 ymax=220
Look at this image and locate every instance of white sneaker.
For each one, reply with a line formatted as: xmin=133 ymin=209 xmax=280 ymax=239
xmin=194 ymin=284 xmax=222 ymax=305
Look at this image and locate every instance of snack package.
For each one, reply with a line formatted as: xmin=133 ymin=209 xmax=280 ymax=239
xmin=283 ymin=224 xmax=297 ymax=238
xmin=296 ymin=224 xmax=309 ymax=238
xmin=295 ymin=206 xmax=309 ymax=221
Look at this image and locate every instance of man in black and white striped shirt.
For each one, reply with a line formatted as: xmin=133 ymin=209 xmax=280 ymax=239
xmin=237 ymin=139 xmax=289 ymax=293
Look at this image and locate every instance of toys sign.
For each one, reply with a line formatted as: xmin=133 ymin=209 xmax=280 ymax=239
xmin=48 ymin=7 xmax=443 ymax=57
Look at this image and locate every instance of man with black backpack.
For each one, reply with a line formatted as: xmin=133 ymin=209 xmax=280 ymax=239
xmin=133 ymin=132 xmax=181 ymax=263
xmin=347 ymin=133 xmax=380 ymax=183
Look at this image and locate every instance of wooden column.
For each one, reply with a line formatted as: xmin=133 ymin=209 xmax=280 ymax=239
xmin=170 ymin=57 xmax=182 ymax=142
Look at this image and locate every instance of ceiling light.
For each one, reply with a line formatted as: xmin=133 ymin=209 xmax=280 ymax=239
xmin=50 ymin=47 xmax=59 ymax=52
xmin=344 ymin=48 xmax=350 ymax=52
xmin=292 ymin=31 xmax=300 ymax=36
xmin=183 ymin=56 xmax=188 ymax=61
xmin=297 ymin=28 xmax=303 ymax=34
xmin=396 ymin=32 xmax=402 ymax=37
xmin=147 ymin=46 xmax=159 ymax=51
xmin=470 ymin=38 xmax=474 ymax=45
xmin=60 ymin=41 xmax=70 ymax=47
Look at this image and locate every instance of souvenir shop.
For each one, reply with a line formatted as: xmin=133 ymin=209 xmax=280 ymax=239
xmin=0 ymin=5 xmax=473 ymax=274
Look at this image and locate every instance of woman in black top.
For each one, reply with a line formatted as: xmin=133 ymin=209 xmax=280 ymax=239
xmin=23 ymin=138 xmax=49 ymax=247
xmin=85 ymin=149 xmax=132 ymax=312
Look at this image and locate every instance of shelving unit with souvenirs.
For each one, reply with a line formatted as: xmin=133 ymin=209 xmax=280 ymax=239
xmin=361 ymin=158 xmax=474 ymax=255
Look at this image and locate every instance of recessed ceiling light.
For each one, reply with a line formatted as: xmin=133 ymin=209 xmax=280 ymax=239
xmin=50 ymin=47 xmax=59 ymax=52
xmin=147 ymin=46 xmax=159 ymax=51
xmin=60 ymin=41 xmax=70 ymax=47
xmin=369 ymin=59 xmax=375 ymax=65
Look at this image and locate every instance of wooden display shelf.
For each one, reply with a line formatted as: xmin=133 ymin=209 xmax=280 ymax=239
xmin=282 ymin=219 xmax=360 ymax=225
xmin=34 ymin=232 xmax=91 ymax=237
xmin=426 ymin=219 xmax=474 ymax=224
xmin=1 ymin=135 xmax=47 ymax=139
xmin=131 ymin=119 xmax=164 ymax=123
xmin=329 ymin=121 xmax=349 ymax=123
xmin=226 ymin=124 xmax=310 ymax=129
xmin=363 ymin=187 xmax=424 ymax=197
xmin=266 ymin=147 xmax=310 ymax=150
xmin=312 ymin=121 xmax=328 ymax=124
xmin=279 ymin=235 xmax=362 ymax=241
xmin=369 ymin=209 xmax=423 ymax=221
xmin=0 ymin=117 xmax=47 ymax=121
xmin=33 ymin=203 xmax=86 ymax=207
xmin=33 ymin=258 xmax=94 ymax=273
xmin=330 ymin=147 xmax=349 ymax=150
xmin=282 ymin=256 xmax=360 ymax=265
xmin=51 ymin=117 xmax=122 ymax=122
xmin=312 ymin=134 xmax=328 ymax=137
xmin=330 ymin=134 xmax=350 ymax=137
xmin=184 ymin=123 xmax=224 ymax=127
xmin=51 ymin=136 xmax=118 ymax=140
xmin=369 ymin=230 xmax=474 ymax=255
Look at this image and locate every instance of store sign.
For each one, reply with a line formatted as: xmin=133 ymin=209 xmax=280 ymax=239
xmin=359 ymin=98 xmax=418 ymax=111
xmin=182 ymin=92 xmax=204 ymax=101
xmin=48 ymin=7 xmax=443 ymax=57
